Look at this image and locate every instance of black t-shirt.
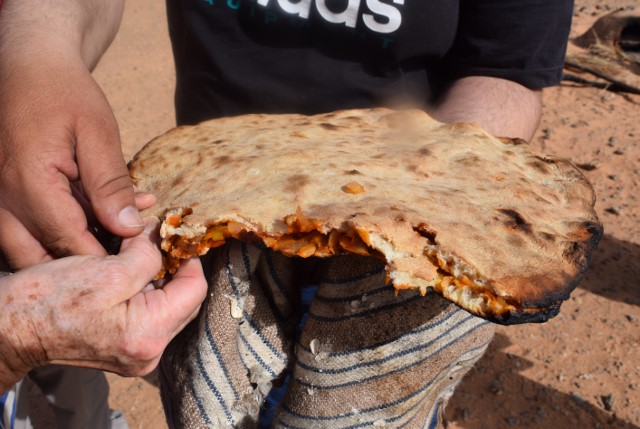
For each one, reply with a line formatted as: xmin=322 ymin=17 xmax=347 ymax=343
xmin=167 ymin=0 xmax=573 ymax=125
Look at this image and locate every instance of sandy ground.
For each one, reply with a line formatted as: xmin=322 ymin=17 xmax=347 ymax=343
xmin=29 ymin=0 xmax=640 ymax=427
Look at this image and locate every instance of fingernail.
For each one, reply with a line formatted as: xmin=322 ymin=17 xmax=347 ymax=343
xmin=118 ymin=205 xmax=144 ymax=228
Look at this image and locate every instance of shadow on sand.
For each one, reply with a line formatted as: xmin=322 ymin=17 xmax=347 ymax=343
xmin=575 ymin=234 xmax=640 ymax=307
xmin=446 ymin=234 xmax=639 ymax=429
xmin=445 ymin=332 xmax=638 ymax=429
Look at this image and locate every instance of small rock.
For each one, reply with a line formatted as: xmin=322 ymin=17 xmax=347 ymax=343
xmin=604 ymin=207 xmax=621 ymax=216
xmin=625 ymin=314 xmax=637 ymax=322
xmin=601 ymin=394 xmax=615 ymax=412
xmin=613 ymin=149 xmax=625 ymax=155
xmin=541 ymin=128 xmax=552 ymax=140
xmin=576 ymin=162 xmax=597 ymax=171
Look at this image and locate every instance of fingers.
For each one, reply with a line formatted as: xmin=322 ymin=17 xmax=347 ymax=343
xmin=155 ymin=257 xmax=208 ymax=337
xmin=70 ymin=184 xmax=155 ymax=255
xmin=134 ymin=190 xmax=156 ymax=211
xmin=107 ymin=258 xmax=205 ymax=376
xmin=0 ymin=49 xmax=139 ymax=264
xmin=0 ymin=172 xmax=106 ymax=268
xmin=0 ymin=208 xmax=53 ymax=269
xmin=126 ymin=257 xmax=206 ymax=341
xmin=74 ymin=107 xmax=144 ymax=239
xmin=116 ymin=217 xmax=163 ymax=287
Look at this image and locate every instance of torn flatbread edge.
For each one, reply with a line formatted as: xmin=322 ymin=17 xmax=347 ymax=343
xmin=156 ymin=206 xmax=601 ymax=325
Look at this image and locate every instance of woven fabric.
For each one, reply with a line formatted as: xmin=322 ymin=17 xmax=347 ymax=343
xmin=160 ymin=240 xmax=494 ymax=428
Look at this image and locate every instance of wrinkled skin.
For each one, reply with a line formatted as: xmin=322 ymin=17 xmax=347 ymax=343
xmin=0 ymin=45 xmax=144 ymax=269
xmin=0 ymin=217 xmax=207 ymax=393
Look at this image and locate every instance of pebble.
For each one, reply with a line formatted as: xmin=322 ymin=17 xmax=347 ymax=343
xmin=601 ymin=394 xmax=615 ymax=412
xmin=605 ymin=207 xmax=621 ymax=215
xmin=576 ymin=162 xmax=597 ymax=171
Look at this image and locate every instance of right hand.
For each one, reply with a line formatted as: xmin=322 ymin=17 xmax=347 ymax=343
xmin=0 ymin=217 xmax=208 ymax=390
xmin=0 ymin=47 xmax=144 ymax=269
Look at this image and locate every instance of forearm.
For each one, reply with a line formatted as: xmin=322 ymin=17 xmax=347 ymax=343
xmin=431 ymin=76 xmax=542 ymax=141
xmin=0 ymin=0 xmax=124 ymax=70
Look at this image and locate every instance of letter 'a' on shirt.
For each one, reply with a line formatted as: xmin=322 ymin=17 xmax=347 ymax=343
xmin=167 ymin=0 xmax=573 ymax=125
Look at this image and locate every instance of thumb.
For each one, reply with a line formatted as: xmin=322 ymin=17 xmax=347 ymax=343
xmin=115 ymin=217 xmax=163 ymax=288
xmin=75 ymin=113 xmax=144 ymax=238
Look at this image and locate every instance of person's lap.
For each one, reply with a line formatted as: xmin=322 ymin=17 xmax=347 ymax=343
xmin=161 ymin=240 xmax=495 ymax=428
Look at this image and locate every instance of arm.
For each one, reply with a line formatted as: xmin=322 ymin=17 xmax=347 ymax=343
xmin=430 ymin=0 xmax=573 ymax=141
xmin=0 ymin=0 xmax=142 ymax=269
xmin=0 ymin=0 xmax=124 ymax=70
xmin=431 ymin=76 xmax=542 ymax=141
xmin=0 ymin=217 xmax=207 ymax=393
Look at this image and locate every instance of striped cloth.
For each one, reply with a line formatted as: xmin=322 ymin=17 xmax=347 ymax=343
xmin=0 ymin=387 xmax=16 ymax=429
xmin=160 ymin=240 xmax=494 ymax=428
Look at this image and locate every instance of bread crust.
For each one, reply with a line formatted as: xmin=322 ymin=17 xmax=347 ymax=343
xmin=128 ymin=108 xmax=602 ymax=324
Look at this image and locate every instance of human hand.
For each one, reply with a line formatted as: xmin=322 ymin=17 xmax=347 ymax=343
xmin=0 ymin=217 xmax=207 ymax=392
xmin=0 ymin=48 xmax=143 ymax=269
